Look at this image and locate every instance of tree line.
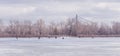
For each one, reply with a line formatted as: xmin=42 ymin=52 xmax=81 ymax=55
xmin=0 ymin=15 xmax=120 ymax=38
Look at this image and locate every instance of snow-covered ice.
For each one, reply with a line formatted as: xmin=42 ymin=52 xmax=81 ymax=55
xmin=0 ymin=37 xmax=120 ymax=56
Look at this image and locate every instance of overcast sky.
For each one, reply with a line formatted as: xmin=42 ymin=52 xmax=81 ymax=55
xmin=0 ymin=0 xmax=120 ymax=24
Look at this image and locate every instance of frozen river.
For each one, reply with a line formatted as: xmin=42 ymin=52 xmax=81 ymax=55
xmin=0 ymin=37 xmax=120 ymax=56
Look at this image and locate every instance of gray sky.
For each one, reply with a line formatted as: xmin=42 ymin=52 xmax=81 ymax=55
xmin=0 ymin=0 xmax=120 ymax=24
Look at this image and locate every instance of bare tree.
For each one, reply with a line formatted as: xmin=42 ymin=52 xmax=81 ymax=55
xmin=112 ymin=22 xmax=120 ymax=35
xmin=48 ymin=22 xmax=59 ymax=36
xmin=34 ymin=19 xmax=45 ymax=38
xmin=98 ymin=23 xmax=110 ymax=35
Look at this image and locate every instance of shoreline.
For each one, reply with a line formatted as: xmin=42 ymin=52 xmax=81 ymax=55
xmin=0 ymin=35 xmax=120 ymax=38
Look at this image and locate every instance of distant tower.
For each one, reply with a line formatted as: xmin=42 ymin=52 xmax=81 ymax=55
xmin=75 ymin=14 xmax=78 ymax=24
xmin=75 ymin=14 xmax=78 ymax=36
xmin=76 ymin=14 xmax=78 ymax=21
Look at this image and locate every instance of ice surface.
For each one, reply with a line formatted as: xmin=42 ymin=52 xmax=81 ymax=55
xmin=0 ymin=37 xmax=120 ymax=56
